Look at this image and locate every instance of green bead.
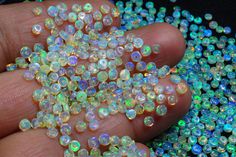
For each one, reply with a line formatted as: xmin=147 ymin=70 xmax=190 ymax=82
xmin=178 ymin=120 xmax=186 ymax=127
xmin=76 ymin=91 xmax=87 ymax=102
xmin=155 ymin=105 xmax=167 ymax=116
xmin=140 ymin=45 xmax=152 ymax=57
xmin=97 ymin=71 xmax=108 ymax=82
xmin=69 ymin=140 xmax=81 ymax=152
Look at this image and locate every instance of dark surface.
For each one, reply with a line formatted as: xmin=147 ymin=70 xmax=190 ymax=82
xmin=116 ymin=0 xmax=236 ymax=34
xmin=1 ymin=0 xmax=236 ymax=34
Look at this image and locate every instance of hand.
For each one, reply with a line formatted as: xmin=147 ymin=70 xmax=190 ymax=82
xmin=0 ymin=0 xmax=191 ymax=156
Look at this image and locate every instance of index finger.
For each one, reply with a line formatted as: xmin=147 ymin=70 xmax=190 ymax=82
xmin=0 ymin=0 xmax=120 ymax=72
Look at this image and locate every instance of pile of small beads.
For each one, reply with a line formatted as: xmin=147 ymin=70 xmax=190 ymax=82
xmin=6 ymin=2 xmax=188 ymax=157
xmin=114 ymin=0 xmax=236 ymax=156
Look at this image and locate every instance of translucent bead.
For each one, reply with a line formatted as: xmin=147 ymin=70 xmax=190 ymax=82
xmin=75 ymin=119 xmax=87 ymax=133
xmin=76 ymin=91 xmax=87 ymax=102
xmin=98 ymin=59 xmax=108 ymax=70
xmin=167 ymin=95 xmax=178 ymax=106
xmin=89 ymin=119 xmax=100 ymax=131
xmin=126 ymin=109 xmax=137 ymax=120
xmin=109 ymin=69 xmax=118 ymax=80
xmin=69 ymin=140 xmax=81 ymax=152
xmin=20 ymin=46 xmax=32 ymax=58
xmin=94 ymin=21 xmax=103 ymax=31
xmin=133 ymin=38 xmax=144 ymax=48
xmin=64 ymin=149 xmax=74 ymax=157
xmin=68 ymin=56 xmax=78 ymax=66
xmin=156 ymin=94 xmax=166 ymax=104
xmin=83 ymin=3 xmax=93 ymax=13
xmin=45 ymin=18 xmax=55 ymax=30
xmin=176 ymin=82 xmax=188 ymax=94
xmin=111 ymin=7 xmax=120 ymax=17
xmin=109 ymin=135 xmax=120 ymax=146
xmin=32 ymin=7 xmax=42 ymax=16
xmin=78 ymin=149 xmax=89 ymax=156
xmin=32 ymin=24 xmax=42 ymax=35
xmin=88 ymin=137 xmax=100 ymax=148
xmin=98 ymin=133 xmax=110 ymax=146
xmin=23 ymin=70 xmax=35 ymax=80
xmin=60 ymin=135 xmax=71 ymax=146
xmin=100 ymin=4 xmax=111 ymax=14
xmin=170 ymin=75 xmax=182 ymax=84
xmin=98 ymin=108 xmax=110 ymax=119
xmin=68 ymin=12 xmax=78 ymax=23
xmin=60 ymin=123 xmax=72 ymax=135
xmin=144 ymin=116 xmax=154 ymax=127
xmin=75 ymin=20 xmax=85 ymax=30
xmin=121 ymin=136 xmax=133 ymax=147
xmin=156 ymin=105 xmax=167 ymax=116
xmin=120 ymin=69 xmax=130 ymax=80
xmin=144 ymin=101 xmax=155 ymax=112
xmin=154 ymin=85 xmax=165 ymax=94
xmin=47 ymin=6 xmax=59 ymax=17
xmin=97 ymin=71 xmax=108 ymax=82
xmin=47 ymin=128 xmax=58 ymax=138
xmin=103 ymin=15 xmax=113 ymax=26
xmin=93 ymin=10 xmax=103 ymax=21
xmin=140 ymin=45 xmax=152 ymax=57
xmin=131 ymin=51 xmax=142 ymax=62
xmin=164 ymin=85 xmax=175 ymax=94
xmin=50 ymin=61 xmax=61 ymax=72
xmin=19 ymin=119 xmax=32 ymax=131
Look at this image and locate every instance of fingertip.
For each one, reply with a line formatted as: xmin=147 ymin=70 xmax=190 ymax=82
xmin=127 ymin=22 xmax=186 ymax=68
xmin=156 ymin=23 xmax=186 ymax=67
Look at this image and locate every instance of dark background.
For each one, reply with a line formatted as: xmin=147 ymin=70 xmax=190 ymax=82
xmin=1 ymin=0 xmax=236 ymax=34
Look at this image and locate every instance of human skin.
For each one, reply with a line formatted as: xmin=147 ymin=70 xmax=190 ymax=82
xmin=0 ymin=0 xmax=191 ymax=156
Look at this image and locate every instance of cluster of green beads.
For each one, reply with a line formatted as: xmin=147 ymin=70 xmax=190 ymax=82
xmin=114 ymin=0 xmax=236 ymax=156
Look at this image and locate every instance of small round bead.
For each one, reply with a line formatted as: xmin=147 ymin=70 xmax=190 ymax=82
xmin=19 ymin=119 xmax=32 ymax=131
xmin=98 ymin=133 xmax=110 ymax=146
xmin=144 ymin=116 xmax=155 ymax=127
xmin=59 ymin=135 xmax=71 ymax=146
xmin=141 ymin=45 xmax=152 ymax=57
xmin=47 ymin=6 xmax=59 ymax=17
xmin=176 ymin=82 xmax=188 ymax=94
xmin=126 ymin=109 xmax=137 ymax=120
xmin=69 ymin=140 xmax=81 ymax=152
xmin=32 ymin=7 xmax=42 ymax=16
xmin=155 ymin=105 xmax=167 ymax=116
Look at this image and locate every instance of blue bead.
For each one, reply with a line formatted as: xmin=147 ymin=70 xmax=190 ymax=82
xmin=192 ymin=144 xmax=202 ymax=155
xmin=210 ymin=97 xmax=219 ymax=105
xmin=87 ymin=87 xmax=96 ymax=96
xmin=125 ymin=62 xmax=135 ymax=71
xmin=162 ymin=142 xmax=172 ymax=150
xmin=223 ymin=54 xmax=231 ymax=61
xmin=155 ymin=147 xmax=164 ymax=156
xmin=78 ymin=80 xmax=88 ymax=90
xmin=204 ymin=29 xmax=212 ymax=37
xmin=223 ymin=124 xmax=233 ymax=132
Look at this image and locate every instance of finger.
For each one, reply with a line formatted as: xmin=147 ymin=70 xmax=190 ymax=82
xmin=0 ymin=0 xmax=120 ymax=72
xmin=0 ymin=76 xmax=189 ymax=156
xmin=125 ymin=23 xmax=185 ymax=68
xmin=0 ymin=21 xmax=186 ymax=137
xmin=0 ymin=68 xmax=191 ymax=141
xmin=0 ymin=129 xmax=151 ymax=157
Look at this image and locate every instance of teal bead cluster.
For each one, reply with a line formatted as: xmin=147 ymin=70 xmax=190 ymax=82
xmin=114 ymin=0 xmax=236 ymax=156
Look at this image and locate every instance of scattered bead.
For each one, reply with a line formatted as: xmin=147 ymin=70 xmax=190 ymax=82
xmin=32 ymin=7 xmax=43 ymax=16
xmin=144 ymin=116 xmax=154 ymax=127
